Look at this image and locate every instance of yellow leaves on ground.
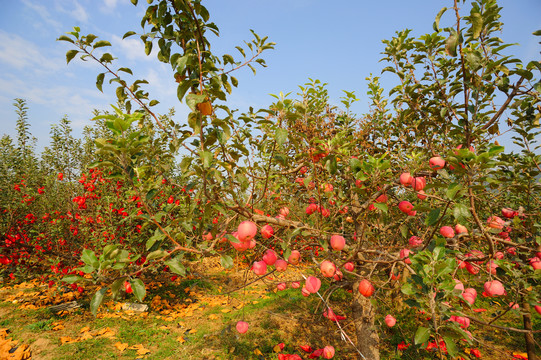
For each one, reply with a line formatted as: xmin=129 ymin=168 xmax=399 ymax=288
xmin=113 ymin=342 xmax=150 ymax=356
xmin=59 ymin=327 xmax=116 ymax=345
xmin=114 ymin=342 xmax=129 ymax=352
xmin=253 ymin=349 xmax=263 ymax=356
xmin=0 ymin=328 xmax=31 ymax=360
xmin=176 ymin=336 xmax=186 ymax=344
xmin=52 ymin=322 xmax=64 ymax=331
xmin=130 ymin=344 xmax=151 ymax=355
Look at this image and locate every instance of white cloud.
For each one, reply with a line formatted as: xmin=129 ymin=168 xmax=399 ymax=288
xmin=111 ymin=34 xmax=159 ymax=62
xmin=54 ymin=0 xmax=89 ymax=24
xmin=101 ymin=0 xmax=120 ymax=12
xmin=22 ymin=0 xmax=63 ymax=32
xmin=0 ymin=30 xmax=61 ymax=74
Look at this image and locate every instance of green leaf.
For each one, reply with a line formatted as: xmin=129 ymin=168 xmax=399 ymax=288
xmin=118 ymin=67 xmax=133 ymax=75
xmin=82 ymin=249 xmax=99 ymax=268
xmin=373 ymin=202 xmax=388 ymax=213
xmin=149 ymin=99 xmax=159 ymax=106
xmin=145 ymin=41 xmax=152 ymax=56
xmin=200 ymin=150 xmax=213 ymax=168
xmin=57 ymin=35 xmax=74 ymax=43
xmin=96 ymin=73 xmax=105 ymax=92
xmin=443 ymin=336 xmax=458 ymax=357
xmin=325 ymin=156 xmax=337 ymax=175
xmin=445 ymin=34 xmax=458 ymax=57
xmin=110 ymin=278 xmax=125 ymax=300
xmin=90 ymin=287 xmax=108 ymax=316
xmin=164 ymin=257 xmax=186 ymax=276
xmin=425 ymin=209 xmax=441 ymax=226
xmin=453 ymin=203 xmax=471 ymax=220
xmin=433 ymin=7 xmax=447 ymax=32
xmin=414 ymin=326 xmax=430 ymax=344
xmin=123 ymin=31 xmax=137 ymax=39
xmin=275 ymin=128 xmax=288 ymax=146
xmin=186 ymin=93 xmax=206 ymax=111
xmin=66 ymin=50 xmax=79 ymax=64
xmin=93 ymin=40 xmax=111 ymax=49
xmin=470 ymin=12 xmax=483 ymax=39
xmin=130 ymin=279 xmax=146 ymax=302
xmin=220 ymin=255 xmax=234 ymax=269
xmin=446 ymin=183 xmax=462 ymax=200
xmin=146 ymin=250 xmax=167 ymax=261
xmin=62 ymin=275 xmax=84 ymax=284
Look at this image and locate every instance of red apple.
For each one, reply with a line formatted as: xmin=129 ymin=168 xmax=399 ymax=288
xmin=465 ymin=262 xmax=479 ymax=275
xmin=124 ymin=281 xmax=133 ymax=294
xmin=252 ymin=261 xmax=267 ymax=276
xmin=416 ymin=190 xmax=427 ymax=200
xmin=375 ymin=194 xmax=388 ymax=203
xmin=384 ymin=315 xmax=396 ymax=327
xmin=288 ymin=250 xmax=301 ymax=265
xmin=429 ymin=156 xmax=445 ymax=170
xmin=440 ymin=226 xmax=455 ymax=238
xmin=261 ymin=224 xmax=274 ymax=239
xmin=400 ymin=172 xmax=413 ymax=186
xmin=279 ymin=207 xmax=290 ymax=218
xmin=487 ymin=216 xmax=505 ymax=230
xmin=412 ymin=177 xmax=426 ymax=191
xmin=454 ymin=279 xmax=464 ymax=292
xmin=277 ymin=282 xmax=287 ymax=291
xmin=301 ymin=287 xmax=310 ymax=297
xmin=230 ymin=236 xmax=249 ymax=251
xmin=462 ymin=293 xmax=475 ymax=306
xmin=501 ymin=208 xmax=517 ymax=219
xmin=398 ymin=201 xmax=414 ymax=214
xmin=323 ymin=345 xmax=335 ymax=359
xmin=320 ymin=260 xmax=337 ymax=278
xmin=534 ymin=305 xmax=541 ymax=315
xmin=291 ymin=281 xmax=300 ymax=289
xmin=236 ymin=321 xmax=249 ymax=334
xmin=487 ymin=260 xmax=499 ymax=275
xmin=484 ymin=280 xmax=505 ymax=296
xmin=455 ymin=224 xmax=468 ymax=235
xmin=275 ymin=259 xmax=288 ymax=272
xmin=495 ymin=251 xmax=504 ymax=259
xmin=237 ymin=221 xmax=257 ymax=242
xmin=400 ymin=248 xmax=412 ymax=264
xmin=330 ymin=235 xmax=346 ymax=251
xmin=409 ymin=236 xmax=423 ymax=248
xmin=358 ymin=279 xmax=374 ymax=297
xmin=530 ymin=257 xmax=541 ymax=270
xmin=344 ymin=262 xmax=355 ymax=272
xmin=450 ymin=315 xmax=470 ymax=329
xmin=305 ymin=276 xmax=321 ymax=293
xmin=262 ymin=249 xmax=277 ymax=265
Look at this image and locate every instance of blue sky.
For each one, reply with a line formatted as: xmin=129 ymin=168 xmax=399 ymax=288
xmin=1 ymin=0 xmax=540 ymax=152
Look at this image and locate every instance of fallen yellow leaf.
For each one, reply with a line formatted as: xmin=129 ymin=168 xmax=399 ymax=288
xmin=60 ymin=336 xmax=77 ymax=344
xmin=80 ymin=326 xmax=91 ymax=333
xmin=114 ymin=342 xmax=129 ymax=352
xmin=208 ymin=314 xmax=219 ymax=320
xmin=176 ymin=336 xmax=186 ymax=343
xmin=254 ymin=349 xmax=263 ymax=356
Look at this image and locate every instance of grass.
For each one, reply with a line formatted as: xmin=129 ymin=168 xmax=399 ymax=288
xmin=1 ymin=259 xmax=539 ymax=360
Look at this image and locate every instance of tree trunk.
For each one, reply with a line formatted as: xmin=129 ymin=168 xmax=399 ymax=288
xmin=522 ymin=301 xmax=538 ymax=360
xmin=352 ymin=281 xmax=380 ymax=360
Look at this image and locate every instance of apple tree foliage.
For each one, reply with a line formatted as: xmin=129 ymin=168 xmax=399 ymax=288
xmin=1 ymin=0 xmax=540 ymax=358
